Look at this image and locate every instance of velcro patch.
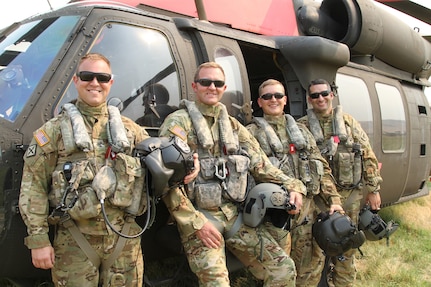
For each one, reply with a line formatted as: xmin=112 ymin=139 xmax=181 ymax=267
xmin=26 ymin=144 xmax=37 ymax=158
xmin=34 ymin=129 xmax=50 ymax=147
xmin=169 ymin=125 xmax=187 ymax=141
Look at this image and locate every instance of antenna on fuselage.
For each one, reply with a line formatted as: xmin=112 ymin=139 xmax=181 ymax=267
xmin=46 ymin=0 xmax=53 ymax=11
xmin=194 ymin=0 xmax=208 ymax=20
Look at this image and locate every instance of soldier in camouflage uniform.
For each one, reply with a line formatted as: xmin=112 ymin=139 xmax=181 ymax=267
xmin=18 ymin=53 xmax=199 ymax=287
xmin=246 ymin=79 xmax=344 ymax=286
xmin=297 ymin=78 xmax=382 ymax=287
xmin=159 ymin=62 xmax=305 ymax=287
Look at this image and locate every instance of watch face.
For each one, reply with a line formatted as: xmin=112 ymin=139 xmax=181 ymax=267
xmin=174 ymin=136 xmax=190 ymax=153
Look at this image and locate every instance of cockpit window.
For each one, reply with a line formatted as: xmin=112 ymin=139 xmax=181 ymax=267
xmin=0 ymin=16 xmax=79 ymax=122
xmin=57 ymin=23 xmax=180 ymax=136
xmin=214 ymin=47 xmax=245 ymax=123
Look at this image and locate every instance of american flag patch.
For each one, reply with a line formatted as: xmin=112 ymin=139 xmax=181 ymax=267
xmin=34 ymin=129 xmax=50 ymax=146
xmin=169 ymin=125 xmax=187 ymax=141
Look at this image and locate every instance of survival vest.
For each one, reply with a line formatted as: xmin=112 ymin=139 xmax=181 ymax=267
xmin=48 ymin=103 xmax=146 ymax=225
xmin=252 ymin=115 xmax=323 ymax=197
xmin=307 ymin=106 xmax=363 ymax=190
xmin=181 ymin=100 xmax=250 ymax=209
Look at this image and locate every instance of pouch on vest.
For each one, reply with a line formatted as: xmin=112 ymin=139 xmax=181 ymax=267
xmin=195 ymin=182 xmax=222 ymax=209
xmin=112 ymin=153 xmax=145 ymax=211
xmin=68 ymin=186 xmax=101 ymax=220
xmin=49 ymin=160 xmax=97 ymax=219
xmin=298 ymin=156 xmax=312 ymax=185
xmin=335 ymin=152 xmax=354 ymax=185
xmin=125 ymin=171 xmax=147 ymax=216
xmin=307 ymin=159 xmax=324 ymax=196
xmin=224 ymin=155 xmax=250 ymax=202
xmin=92 ymin=165 xmax=116 ymax=201
xmin=49 ymin=170 xmax=68 ymax=208
xmin=200 ymin=158 xmax=217 ymax=180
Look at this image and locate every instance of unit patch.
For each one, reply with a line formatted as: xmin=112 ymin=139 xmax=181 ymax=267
xmin=26 ymin=144 xmax=37 ymax=158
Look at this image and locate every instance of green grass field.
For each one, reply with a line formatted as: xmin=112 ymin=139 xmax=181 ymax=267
xmin=355 ymin=192 xmax=431 ymax=287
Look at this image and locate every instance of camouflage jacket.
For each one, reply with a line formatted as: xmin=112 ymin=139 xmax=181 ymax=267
xmin=19 ymin=99 xmax=148 ymax=249
xmin=159 ymin=101 xmax=306 ymax=237
xmin=247 ymin=114 xmax=341 ymax=206
xmin=297 ymin=110 xmax=382 ymax=193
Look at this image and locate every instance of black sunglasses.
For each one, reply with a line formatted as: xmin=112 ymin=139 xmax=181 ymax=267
xmin=260 ymin=93 xmax=285 ymax=100
xmin=195 ymin=78 xmax=225 ymax=88
xmin=76 ymin=71 xmax=112 ymax=83
xmin=309 ymin=90 xmax=331 ymax=99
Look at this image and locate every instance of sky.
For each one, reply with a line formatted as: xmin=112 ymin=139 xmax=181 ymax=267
xmin=0 ymin=0 xmax=70 ymax=29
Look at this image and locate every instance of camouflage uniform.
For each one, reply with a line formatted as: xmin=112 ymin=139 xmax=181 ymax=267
xmin=19 ymin=99 xmax=148 ymax=287
xmin=159 ymin=101 xmax=306 ymax=287
xmin=247 ymin=114 xmax=342 ymax=286
xmin=298 ymin=110 xmax=382 ymax=287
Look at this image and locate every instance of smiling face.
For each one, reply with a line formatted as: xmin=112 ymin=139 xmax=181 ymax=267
xmin=73 ymin=58 xmax=113 ymax=107
xmin=192 ymin=66 xmax=226 ymax=106
xmin=257 ymin=83 xmax=286 ymax=116
xmin=307 ymin=83 xmax=334 ymax=115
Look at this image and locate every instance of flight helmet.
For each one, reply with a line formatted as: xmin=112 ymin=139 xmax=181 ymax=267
xmin=134 ymin=136 xmax=194 ymax=198
xmin=243 ymin=182 xmax=295 ymax=228
xmin=312 ymin=211 xmax=366 ymax=257
xmin=358 ymin=205 xmax=399 ymax=241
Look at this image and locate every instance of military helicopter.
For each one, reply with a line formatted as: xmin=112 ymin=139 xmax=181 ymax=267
xmin=0 ymin=0 xmax=430 ymax=285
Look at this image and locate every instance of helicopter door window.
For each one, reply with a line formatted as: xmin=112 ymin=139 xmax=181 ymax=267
xmin=0 ymin=16 xmax=79 ymax=122
xmin=375 ymin=83 xmax=406 ymax=153
xmin=56 ymin=23 xmax=180 ymax=136
xmin=336 ymin=73 xmax=374 ymax=144
xmin=214 ymin=47 xmax=245 ymax=123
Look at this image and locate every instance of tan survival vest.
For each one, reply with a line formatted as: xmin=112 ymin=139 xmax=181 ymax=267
xmin=307 ymin=106 xmax=362 ymax=189
xmin=252 ymin=115 xmax=323 ymax=196
xmin=181 ymin=100 xmax=250 ymax=209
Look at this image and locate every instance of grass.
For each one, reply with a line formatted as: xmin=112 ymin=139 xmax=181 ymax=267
xmin=354 ymin=192 xmax=431 ymax=287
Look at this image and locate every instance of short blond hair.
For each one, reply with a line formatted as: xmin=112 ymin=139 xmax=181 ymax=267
xmin=258 ymin=79 xmax=285 ymax=96
xmin=76 ymin=53 xmax=111 ymax=72
xmin=193 ymin=62 xmax=225 ymax=82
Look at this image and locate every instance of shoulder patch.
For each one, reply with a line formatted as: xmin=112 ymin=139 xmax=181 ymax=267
xmin=169 ymin=125 xmax=187 ymax=141
xmin=34 ymin=129 xmax=50 ymax=147
xmin=26 ymin=144 xmax=37 ymax=158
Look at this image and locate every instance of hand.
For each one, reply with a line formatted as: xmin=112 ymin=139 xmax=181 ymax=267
xmin=31 ymin=246 xmax=55 ymax=269
xmin=184 ymin=153 xmax=200 ymax=185
xmin=287 ymin=191 xmax=303 ymax=214
xmin=366 ymin=192 xmax=381 ymax=211
xmin=195 ymin=221 xmax=222 ymax=249
xmin=329 ymin=204 xmax=344 ymax=215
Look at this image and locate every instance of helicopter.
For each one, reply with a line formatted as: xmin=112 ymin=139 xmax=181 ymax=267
xmin=0 ymin=0 xmax=430 ymax=285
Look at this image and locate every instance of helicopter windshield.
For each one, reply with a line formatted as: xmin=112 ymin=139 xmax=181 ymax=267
xmin=0 ymin=16 xmax=79 ymax=122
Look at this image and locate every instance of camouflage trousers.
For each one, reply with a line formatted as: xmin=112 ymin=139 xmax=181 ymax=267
xmin=51 ymin=222 xmax=143 ymax=287
xmin=181 ymin=212 xmax=296 ymax=287
xmin=290 ymin=198 xmax=325 ymax=287
xmin=330 ymin=188 xmax=362 ymax=287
